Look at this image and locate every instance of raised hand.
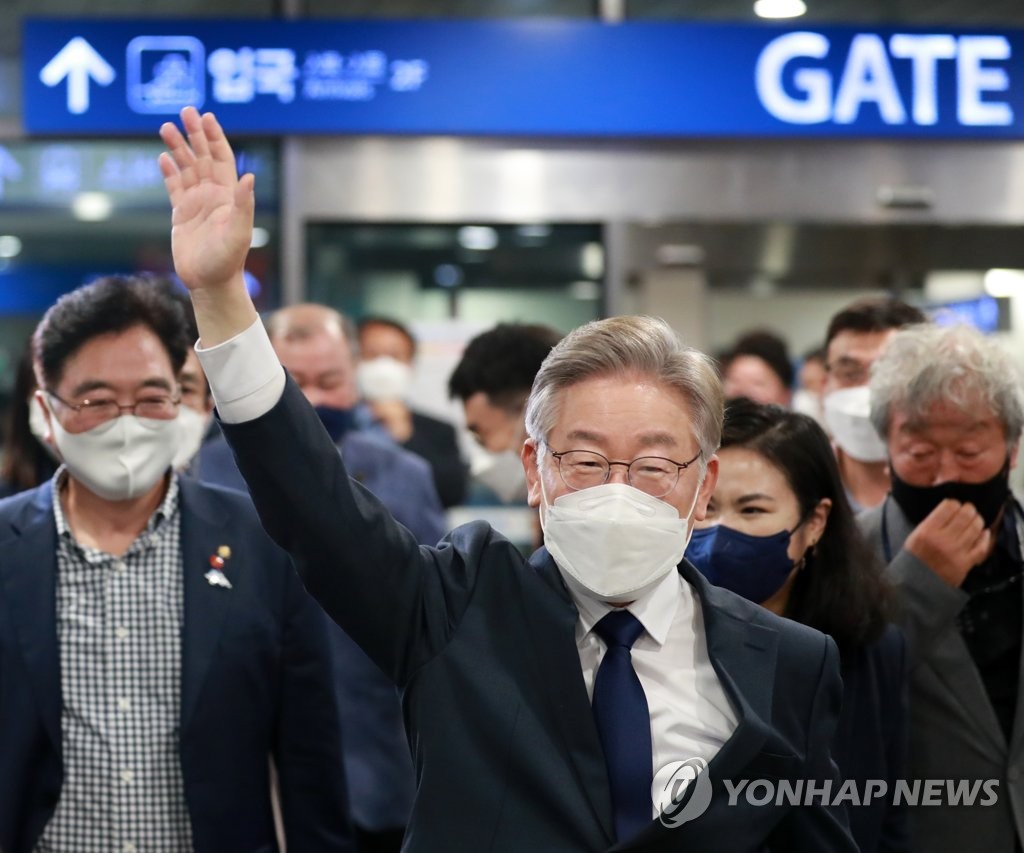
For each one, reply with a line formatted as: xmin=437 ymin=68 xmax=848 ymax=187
xmin=159 ymin=107 xmax=258 ymax=346
xmin=159 ymin=107 xmax=254 ymax=293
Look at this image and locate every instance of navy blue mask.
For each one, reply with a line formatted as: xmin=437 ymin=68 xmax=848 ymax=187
xmin=314 ymin=405 xmax=357 ymax=443
xmin=686 ymin=524 xmax=797 ymax=604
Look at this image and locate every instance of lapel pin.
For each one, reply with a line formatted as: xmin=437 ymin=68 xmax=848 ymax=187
xmin=204 ymin=546 xmax=233 ymax=589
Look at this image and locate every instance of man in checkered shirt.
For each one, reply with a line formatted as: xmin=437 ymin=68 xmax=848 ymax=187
xmin=0 ymin=276 xmax=354 ymax=853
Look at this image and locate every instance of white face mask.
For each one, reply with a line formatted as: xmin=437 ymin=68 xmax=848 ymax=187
xmin=172 ymin=406 xmax=211 ymax=470
xmin=823 ymin=385 xmax=888 ymax=463
xmin=790 ymin=388 xmax=824 ymax=424
xmin=46 ymin=404 xmax=181 ymax=502
xmin=357 ymin=357 xmax=413 ymax=403
xmin=541 ymin=481 xmax=698 ymax=603
xmin=473 ymin=448 xmax=529 ymax=504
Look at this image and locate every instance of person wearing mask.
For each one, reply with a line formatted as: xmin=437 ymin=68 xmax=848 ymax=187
xmin=157 ymin=107 xmax=858 ymax=852
xmin=200 ymin=302 xmax=437 ymax=853
xmin=687 ymin=398 xmax=909 ymax=853
xmin=0 ymin=275 xmax=352 ymax=853
xmin=791 ymin=346 xmax=827 ymax=425
xmin=0 ymin=340 xmax=59 ymax=498
xmin=821 ymin=298 xmax=926 ymax=513
xmin=857 ymin=323 xmax=1024 ymax=852
xmin=357 ymin=316 xmax=467 ymax=508
xmin=721 ymin=330 xmax=794 ymax=408
xmin=199 ymin=303 xmax=445 ymax=545
xmin=448 ymin=322 xmax=561 ymax=504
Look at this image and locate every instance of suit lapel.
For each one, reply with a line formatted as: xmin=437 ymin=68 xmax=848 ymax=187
xmin=521 ymin=547 xmax=615 ymax=845
xmin=179 ymin=479 xmax=234 ymax=732
xmin=0 ymin=483 xmax=61 ymax=750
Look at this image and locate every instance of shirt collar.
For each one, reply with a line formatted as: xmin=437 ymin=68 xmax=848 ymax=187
xmin=571 ymin=567 xmax=684 ymax=649
xmin=51 ymin=465 xmax=181 ymax=546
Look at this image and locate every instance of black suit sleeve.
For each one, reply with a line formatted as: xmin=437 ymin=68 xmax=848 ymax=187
xmin=221 ymin=377 xmax=491 ymax=685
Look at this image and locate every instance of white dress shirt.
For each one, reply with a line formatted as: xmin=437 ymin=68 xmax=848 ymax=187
xmin=197 ymin=318 xmax=740 ymax=818
xmin=571 ymin=568 xmax=738 ymax=815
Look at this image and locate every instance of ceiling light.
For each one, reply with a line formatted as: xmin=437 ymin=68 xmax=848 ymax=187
xmin=457 ymin=226 xmax=498 ymax=251
xmin=754 ymin=0 xmax=807 ymax=19
xmin=580 ymin=242 xmax=605 ymax=279
xmin=250 ymin=226 xmax=270 ymax=248
xmin=71 ymin=192 xmax=113 ymax=221
xmin=984 ymin=268 xmax=1024 ymax=298
xmin=0 ymin=235 xmax=22 ymax=258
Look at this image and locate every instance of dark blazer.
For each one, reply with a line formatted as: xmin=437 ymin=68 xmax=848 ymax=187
xmin=0 ymin=476 xmax=353 ymax=853
xmin=221 ymin=378 xmax=857 ymax=853
xmin=859 ymin=497 xmax=1024 ymax=852
xmin=403 ymin=410 xmax=468 ymax=508
xmin=831 ymin=624 xmax=911 ymax=853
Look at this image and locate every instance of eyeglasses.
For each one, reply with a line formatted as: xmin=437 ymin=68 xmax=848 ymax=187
xmin=825 ymin=359 xmax=871 ymax=387
xmin=46 ymin=390 xmax=181 ymax=429
xmin=548 ymin=447 xmax=702 ymax=498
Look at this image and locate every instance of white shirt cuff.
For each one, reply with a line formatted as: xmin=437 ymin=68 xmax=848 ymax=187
xmin=195 ymin=318 xmax=286 ymax=424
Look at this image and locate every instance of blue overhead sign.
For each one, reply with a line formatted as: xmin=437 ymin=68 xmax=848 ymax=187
xmin=21 ymin=18 xmax=1024 ymax=138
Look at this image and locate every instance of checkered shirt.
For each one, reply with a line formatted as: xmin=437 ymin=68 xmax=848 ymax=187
xmin=35 ymin=468 xmax=193 ymax=853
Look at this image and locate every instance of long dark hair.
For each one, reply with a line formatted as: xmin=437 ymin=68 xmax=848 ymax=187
xmin=722 ymin=397 xmax=892 ymax=655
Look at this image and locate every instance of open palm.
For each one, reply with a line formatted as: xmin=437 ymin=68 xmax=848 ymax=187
xmin=159 ymin=107 xmax=254 ymax=291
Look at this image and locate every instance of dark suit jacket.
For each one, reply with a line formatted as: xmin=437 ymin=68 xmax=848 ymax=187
xmin=831 ymin=624 xmax=911 ymax=853
xmin=221 ymin=377 xmax=857 ymax=852
xmin=860 ymin=497 xmax=1024 ymax=852
xmin=403 ymin=410 xmax=467 ymax=509
xmin=0 ymin=476 xmax=353 ymax=853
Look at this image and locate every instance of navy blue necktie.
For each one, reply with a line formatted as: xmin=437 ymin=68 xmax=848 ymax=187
xmin=592 ymin=609 xmax=654 ymax=842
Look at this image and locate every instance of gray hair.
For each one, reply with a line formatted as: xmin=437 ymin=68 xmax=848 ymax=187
xmin=524 ymin=315 xmax=723 ymax=468
xmin=869 ymin=323 xmax=1024 ymax=442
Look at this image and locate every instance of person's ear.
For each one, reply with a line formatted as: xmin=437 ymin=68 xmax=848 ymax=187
xmin=522 ymin=439 xmax=542 ymax=508
xmin=804 ymin=497 xmax=832 ymax=551
xmin=692 ymin=454 xmax=719 ymax=522
xmin=34 ymin=389 xmax=58 ymax=450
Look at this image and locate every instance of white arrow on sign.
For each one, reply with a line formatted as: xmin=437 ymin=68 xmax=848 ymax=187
xmin=0 ymin=146 xmax=23 ymax=200
xmin=40 ymin=37 xmax=116 ymax=115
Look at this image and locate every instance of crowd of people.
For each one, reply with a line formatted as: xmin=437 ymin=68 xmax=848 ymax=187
xmin=0 ymin=106 xmax=1022 ymax=853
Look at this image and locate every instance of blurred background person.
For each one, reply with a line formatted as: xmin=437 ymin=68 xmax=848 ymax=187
xmin=822 ymin=298 xmax=926 ymax=512
xmin=791 ymin=345 xmax=827 ymax=425
xmin=0 ymin=339 xmax=58 ymax=498
xmin=721 ymin=329 xmax=794 ymax=408
xmin=357 ymin=315 xmax=467 ymax=509
xmin=687 ymin=398 xmax=908 ymax=853
xmin=447 ymin=322 xmax=561 ymax=504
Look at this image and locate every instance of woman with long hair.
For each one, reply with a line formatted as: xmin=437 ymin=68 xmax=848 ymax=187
xmin=686 ymin=397 xmax=909 ymax=853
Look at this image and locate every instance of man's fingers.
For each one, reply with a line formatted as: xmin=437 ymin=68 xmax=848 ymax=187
xmin=234 ymin=172 xmax=256 ymax=215
xmin=945 ymin=503 xmax=986 ymax=539
xmin=157 ymin=152 xmax=182 ymax=207
xmin=964 ymin=528 xmax=993 ymax=570
xmin=923 ymin=498 xmax=962 ymax=526
xmin=160 ymin=120 xmax=199 ymax=190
